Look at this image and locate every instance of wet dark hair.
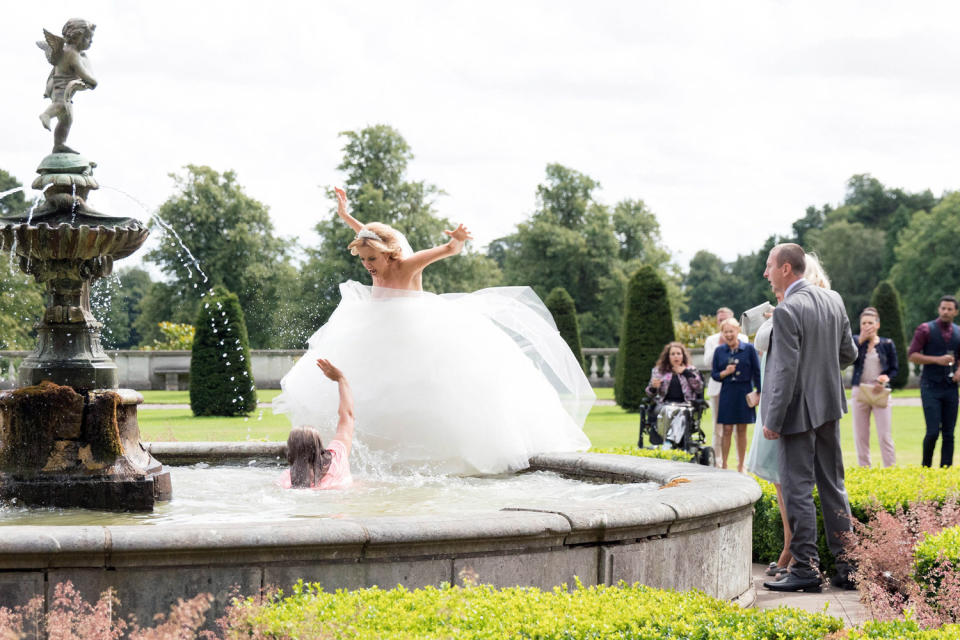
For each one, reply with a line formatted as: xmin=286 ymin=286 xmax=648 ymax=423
xmin=940 ymin=295 xmax=959 ymax=311
xmin=286 ymin=426 xmax=333 ymax=488
xmin=655 ymin=341 xmax=691 ymax=373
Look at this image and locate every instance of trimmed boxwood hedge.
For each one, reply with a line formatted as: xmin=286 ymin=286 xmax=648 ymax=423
xmin=544 ymin=286 xmax=585 ymax=371
xmin=189 ymin=286 xmax=257 ymax=416
xmin=614 ymin=266 xmax=674 ymax=412
xmin=753 ymin=466 xmax=960 ymax=575
xmin=226 ymin=580 xmax=844 ymax=639
xmin=871 ymin=280 xmax=910 ymax=389
xmin=222 ymin=580 xmax=960 ymax=639
xmin=590 ymin=445 xmax=694 ymax=463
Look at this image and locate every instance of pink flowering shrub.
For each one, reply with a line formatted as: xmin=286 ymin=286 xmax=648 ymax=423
xmin=844 ymin=498 xmax=960 ymax=628
xmin=0 ymin=581 xmax=212 ymax=640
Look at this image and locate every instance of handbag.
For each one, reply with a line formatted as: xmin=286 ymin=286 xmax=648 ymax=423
xmin=858 ymin=383 xmax=891 ymax=409
xmin=745 ymin=390 xmax=760 ymax=408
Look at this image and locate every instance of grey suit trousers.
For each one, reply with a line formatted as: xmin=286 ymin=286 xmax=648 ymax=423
xmin=778 ymin=419 xmax=853 ymax=578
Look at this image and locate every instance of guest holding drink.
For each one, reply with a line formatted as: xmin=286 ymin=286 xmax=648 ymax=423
xmin=851 ymin=307 xmax=898 ymax=467
xmin=711 ymin=318 xmax=761 ymax=472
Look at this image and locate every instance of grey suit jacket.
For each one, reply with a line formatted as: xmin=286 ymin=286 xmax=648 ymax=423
xmin=761 ymin=280 xmax=858 ymax=435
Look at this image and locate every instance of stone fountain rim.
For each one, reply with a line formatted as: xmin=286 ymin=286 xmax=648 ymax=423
xmin=0 ymin=450 xmax=761 ymax=556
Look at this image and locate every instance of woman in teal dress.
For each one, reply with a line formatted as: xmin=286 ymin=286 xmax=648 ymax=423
xmin=744 ymin=293 xmax=789 ymax=576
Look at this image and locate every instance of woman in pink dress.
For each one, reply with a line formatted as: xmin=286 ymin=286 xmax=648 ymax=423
xmin=280 ymin=358 xmax=354 ymax=490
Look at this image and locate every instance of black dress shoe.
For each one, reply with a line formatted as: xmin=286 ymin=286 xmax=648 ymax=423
xmin=830 ymin=573 xmax=857 ymax=591
xmin=763 ymin=572 xmax=822 ymax=593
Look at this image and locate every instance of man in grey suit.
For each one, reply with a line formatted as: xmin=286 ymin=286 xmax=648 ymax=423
xmin=760 ymin=243 xmax=859 ymax=593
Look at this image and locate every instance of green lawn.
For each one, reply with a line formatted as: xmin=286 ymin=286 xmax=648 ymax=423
xmin=140 ymin=389 xmax=282 ymax=404
xmin=138 ymin=387 xmax=932 ymax=468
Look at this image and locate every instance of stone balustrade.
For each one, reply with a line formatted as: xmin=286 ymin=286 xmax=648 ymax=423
xmin=0 ymin=349 xmax=304 ymax=391
xmin=0 ymin=346 xmax=919 ymax=391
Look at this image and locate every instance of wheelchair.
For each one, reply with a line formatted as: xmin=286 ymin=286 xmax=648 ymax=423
xmin=638 ymin=386 xmax=715 ymax=467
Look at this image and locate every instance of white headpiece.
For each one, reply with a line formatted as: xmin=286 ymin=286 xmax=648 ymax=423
xmin=357 ymin=228 xmax=382 ymax=242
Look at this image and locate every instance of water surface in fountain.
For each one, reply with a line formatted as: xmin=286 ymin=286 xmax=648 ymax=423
xmin=0 ymin=464 xmax=655 ymax=526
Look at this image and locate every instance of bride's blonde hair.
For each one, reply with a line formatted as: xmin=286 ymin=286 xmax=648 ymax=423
xmin=347 ymin=222 xmax=405 ymax=260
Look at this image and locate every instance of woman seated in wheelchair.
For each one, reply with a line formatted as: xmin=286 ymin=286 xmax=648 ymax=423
xmin=644 ymin=342 xmax=705 ymax=448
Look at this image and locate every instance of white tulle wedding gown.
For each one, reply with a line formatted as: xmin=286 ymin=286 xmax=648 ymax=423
xmin=273 ymin=280 xmax=594 ymax=475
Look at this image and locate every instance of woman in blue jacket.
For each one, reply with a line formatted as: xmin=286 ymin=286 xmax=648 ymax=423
xmin=712 ymin=317 xmax=761 ymax=472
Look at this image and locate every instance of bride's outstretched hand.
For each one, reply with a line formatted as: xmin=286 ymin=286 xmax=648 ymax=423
xmin=334 ymin=187 xmax=347 ymax=214
xmin=316 ymin=358 xmax=345 ymax=382
xmin=444 ymin=223 xmax=473 ymax=244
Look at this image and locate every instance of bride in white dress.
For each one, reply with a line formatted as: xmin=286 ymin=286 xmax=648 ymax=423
xmin=273 ymin=189 xmax=594 ymax=475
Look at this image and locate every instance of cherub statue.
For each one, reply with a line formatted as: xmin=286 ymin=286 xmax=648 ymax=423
xmin=37 ymin=19 xmax=98 ymax=154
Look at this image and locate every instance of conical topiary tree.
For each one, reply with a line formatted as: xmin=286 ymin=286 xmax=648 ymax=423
xmin=870 ymin=280 xmax=909 ymax=389
xmin=544 ymin=286 xmax=585 ymax=371
xmin=615 ymin=265 xmax=674 ymax=412
xmin=189 ymin=286 xmax=257 ymax=416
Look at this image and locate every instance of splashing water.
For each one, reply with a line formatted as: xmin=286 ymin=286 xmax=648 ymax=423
xmin=97 ymin=185 xmax=259 ymax=406
xmin=25 ymin=197 xmax=42 ymax=226
xmin=70 ymin=184 xmax=78 ymax=224
xmin=100 ymin=185 xmax=209 ymax=284
xmin=0 ymin=186 xmax=25 ymax=201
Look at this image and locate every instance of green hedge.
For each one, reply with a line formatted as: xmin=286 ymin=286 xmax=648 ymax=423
xmin=189 ymin=286 xmax=257 ymax=416
xmin=753 ymin=466 xmax=960 ymax=575
xmin=590 ymin=445 xmax=693 ymax=463
xmin=226 ymin=580 xmax=844 ymax=639
xmin=915 ymin=525 xmax=960 ymax=589
xmin=544 ymin=286 xmax=585 ymax=371
xmin=848 ymin=621 xmax=960 ymax=638
xmin=871 ymin=280 xmax=910 ymax=389
xmin=614 ymin=265 xmax=674 ymax=412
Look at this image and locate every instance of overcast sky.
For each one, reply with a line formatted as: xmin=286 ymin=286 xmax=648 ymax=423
xmin=2 ymin=1 xmax=958 ymax=274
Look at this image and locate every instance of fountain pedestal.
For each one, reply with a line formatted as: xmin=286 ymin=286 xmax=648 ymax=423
xmin=0 ymin=153 xmax=171 ymax=510
xmin=0 ymin=384 xmax=171 ymax=509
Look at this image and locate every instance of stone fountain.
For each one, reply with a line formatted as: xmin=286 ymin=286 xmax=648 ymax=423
xmin=0 ymin=19 xmax=170 ymax=510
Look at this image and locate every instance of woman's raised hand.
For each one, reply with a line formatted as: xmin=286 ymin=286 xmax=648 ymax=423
xmin=316 ymin=358 xmax=345 ymax=382
xmin=334 ymin=187 xmax=347 ymax=214
xmin=444 ymin=223 xmax=473 ymax=244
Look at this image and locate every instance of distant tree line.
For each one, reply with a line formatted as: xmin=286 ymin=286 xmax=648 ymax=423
xmin=1 ymin=133 xmax=958 ymax=353
xmin=685 ymin=174 xmax=957 ymax=334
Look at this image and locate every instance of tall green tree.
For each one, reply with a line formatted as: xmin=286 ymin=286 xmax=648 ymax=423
xmin=0 ymin=172 xmax=44 ymax=348
xmin=0 ymin=267 xmax=44 ymax=350
xmin=615 ymin=266 xmax=674 ymax=412
xmin=683 ymin=250 xmax=735 ymax=321
xmin=298 ymin=125 xmax=501 ymax=334
xmin=0 ymin=169 xmax=29 ymax=218
xmin=834 ymin=174 xmax=938 ymax=279
xmin=133 ymin=281 xmax=195 ymax=346
xmin=142 ymin=165 xmax=299 ymax=348
xmin=809 ymin=219 xmax=886 ymax=323
xmin=870 ymin=281 xmax=909 ymax=390
xmin=891 ymin=192 xmax=960 ymax=333
xmin=494 ymin=164 xmax=681 ymax=347
xmin=91 ymin=266 xmax=153 ymax=349
xmin=791 ymin=205 xmax=828 ymax=247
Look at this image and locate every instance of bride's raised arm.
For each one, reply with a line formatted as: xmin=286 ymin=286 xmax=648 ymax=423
xmin=402 ymin=223 xmax=473 ymax=274
xmin=333 ymin=187 xmax=363 ymax=233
